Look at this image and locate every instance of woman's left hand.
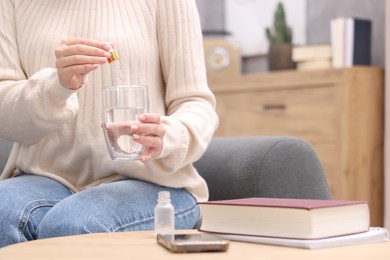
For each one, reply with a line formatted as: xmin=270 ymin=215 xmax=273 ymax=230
xmin=131 ymin=113 xmax=165 ymax=162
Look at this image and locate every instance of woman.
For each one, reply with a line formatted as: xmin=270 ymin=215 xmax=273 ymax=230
xmin=0 ymin=0 xmax=218 ymax=247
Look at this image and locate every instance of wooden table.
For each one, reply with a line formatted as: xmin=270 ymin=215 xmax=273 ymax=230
xmin=0 ymin=230 xmax=389 ymax=260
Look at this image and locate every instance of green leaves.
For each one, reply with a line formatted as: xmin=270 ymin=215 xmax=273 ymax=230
xmin=265 ymin=2 xmax=293 ymax=44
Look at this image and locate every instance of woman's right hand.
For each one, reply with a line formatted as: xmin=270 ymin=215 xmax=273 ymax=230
xmin=55 ymin=38 xmax=112 ymax=90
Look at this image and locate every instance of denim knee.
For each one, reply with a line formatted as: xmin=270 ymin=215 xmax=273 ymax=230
xmin=37 ymin=201 xmax=111 ymax=239
xmin=36 ymin=182 xmax=201 ymax=238
xmin=0 ymin=175 xmax=71 ymax=248
xmin=37 ymin=199 xmax=200 ymax=239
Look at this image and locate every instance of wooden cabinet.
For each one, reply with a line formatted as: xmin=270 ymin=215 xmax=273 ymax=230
xmin=208 ymin=67 xmax=384 ymax=226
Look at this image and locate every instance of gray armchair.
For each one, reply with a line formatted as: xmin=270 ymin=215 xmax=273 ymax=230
xmin=0 ymin=136 xmax=330 ymax=200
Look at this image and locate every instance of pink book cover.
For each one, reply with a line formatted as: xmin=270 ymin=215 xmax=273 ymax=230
xmin=198 ymin=198 xmax=367 ymax=210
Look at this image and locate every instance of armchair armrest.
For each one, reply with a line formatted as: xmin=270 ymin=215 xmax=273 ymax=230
xmin=194 ymin=136 xmax=330 ymax=201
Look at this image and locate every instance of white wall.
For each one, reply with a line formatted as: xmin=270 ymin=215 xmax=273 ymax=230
xmin=225 ymin=0 xmax=307 ymax=57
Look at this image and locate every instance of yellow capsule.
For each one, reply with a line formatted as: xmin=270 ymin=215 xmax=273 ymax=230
xmin=107 ymin=49 xmax=120 ymax=63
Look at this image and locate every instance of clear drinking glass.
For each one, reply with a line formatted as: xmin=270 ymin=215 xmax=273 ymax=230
xmin=102 ymin=85 xmax=149 ymax=161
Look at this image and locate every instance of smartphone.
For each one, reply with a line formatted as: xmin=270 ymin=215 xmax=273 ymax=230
xmin=156 ymin=233 xmax=230 ymax=253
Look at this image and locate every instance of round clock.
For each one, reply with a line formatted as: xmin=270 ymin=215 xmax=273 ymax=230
xmin=203 ymin=38 xmax=241 ymax=77
xmin=206 ymin=46 xmax=232 ymax=72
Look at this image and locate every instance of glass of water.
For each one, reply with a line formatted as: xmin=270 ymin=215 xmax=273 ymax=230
xmin=102 ymin=85 xmax=149 ymax=161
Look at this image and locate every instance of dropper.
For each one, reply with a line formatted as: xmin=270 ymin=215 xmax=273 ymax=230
xmin=107 ymin=44 xmax=126 ymax=86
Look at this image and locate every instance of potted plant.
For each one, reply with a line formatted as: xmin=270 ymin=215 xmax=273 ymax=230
xmin=265 ymin=2 xmax=296 ymax=70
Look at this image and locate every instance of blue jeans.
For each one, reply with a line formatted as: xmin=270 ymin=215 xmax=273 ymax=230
xmin=0 ymin=174 xmax=200 ymax=248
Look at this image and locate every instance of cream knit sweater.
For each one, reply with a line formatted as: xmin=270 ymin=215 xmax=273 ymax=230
xmin=0 ymin=0 xmax=218 ymax=201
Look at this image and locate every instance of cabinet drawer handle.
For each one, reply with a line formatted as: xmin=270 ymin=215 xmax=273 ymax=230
xmin=263 ymin=104 xmax=286 ymax=110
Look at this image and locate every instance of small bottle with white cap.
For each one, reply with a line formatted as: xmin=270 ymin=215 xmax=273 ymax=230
xmin=154 ymin=191 xmax=175 ymax=236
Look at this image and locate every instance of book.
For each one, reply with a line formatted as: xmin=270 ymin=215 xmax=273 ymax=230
xmin=215 ymin=227 xmax=389 ymax=249
xmin=198 ymin=197 xmax=370 ymax=240
xmin=330 ymin=17 xmax=346 ymax=68
xmin=344 ymin=18 xmax=371 ymax=67
xmin=292 ymin=44 xmax=332 ymax=62
xmin=331 ymin=17 xmax=371 ymax=68
xmin=296 ymin=59 xmax=332 ymax=71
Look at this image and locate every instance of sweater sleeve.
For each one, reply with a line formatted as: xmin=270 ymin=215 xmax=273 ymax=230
xmin=0 ymin=0 xmax=79 ymax=145
xmin=146 ymin=0 xmax=219 ymax=174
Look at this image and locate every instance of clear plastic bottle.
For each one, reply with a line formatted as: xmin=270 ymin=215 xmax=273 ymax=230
xmin=154 ymin=191 xmax=175 ymax=236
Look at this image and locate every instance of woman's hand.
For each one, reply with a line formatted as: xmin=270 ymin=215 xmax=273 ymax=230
xmin=102 ymin=113 xmax=165 ymax=163
xmin=131 ymin=113 xmax=166 ymax=162
xmin=55 ymin=37 xmax=112 ymax=90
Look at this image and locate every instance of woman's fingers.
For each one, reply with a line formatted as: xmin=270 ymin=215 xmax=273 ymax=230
xmin=59 ymin=37 xmax=112 ymax=52
xmin=134 ymin=114 xmax=165 ymax=136
xmin=131 ymin=114 xmax=165 ymax=162
xmin=56 ymin=44 xmax=111 ymax=59
xmin=59 ymin=64 xmax=99 ymax=78
xmin=56 ymin=55 xmax=108 ymax=69
xmin=101 ymin=114 xmax=165 ymax=163
xmin=55 ymin=37 xmax=113 ymax=90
